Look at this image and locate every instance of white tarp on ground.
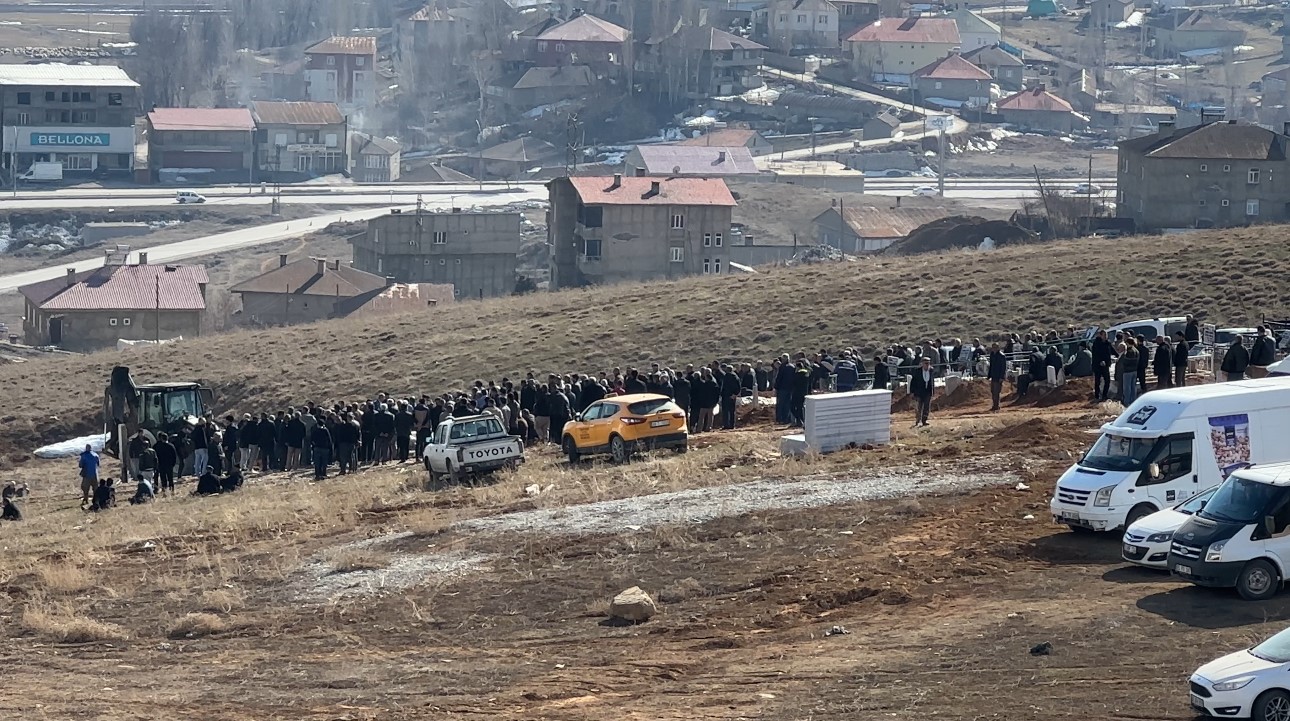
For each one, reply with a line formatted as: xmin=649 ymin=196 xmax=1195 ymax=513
xmin=35 ymin=433 xmax=107 ymax=459
xmin=117 ymin=337 xmax=182 ymax=351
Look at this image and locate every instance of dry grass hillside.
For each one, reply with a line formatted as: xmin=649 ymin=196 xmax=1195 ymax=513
xmin=1 ymin=224 xmax=1285 ymax=457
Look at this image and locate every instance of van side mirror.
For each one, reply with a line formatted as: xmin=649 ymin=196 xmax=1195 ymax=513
xmin=1148 ymin=463 xmax=1161 ymax=479
xmin=1266 ymin=516 xmax=1278 ymax=538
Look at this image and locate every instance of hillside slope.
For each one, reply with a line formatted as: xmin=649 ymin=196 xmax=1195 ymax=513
xmin=2 ymin=224 xmax=1285 ymax=457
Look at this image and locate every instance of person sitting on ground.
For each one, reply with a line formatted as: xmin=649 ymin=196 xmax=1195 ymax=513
xmin=195 ymin=470 xmax=222 ymax=496
xmin=220 ymin=469 xmax=244 ymax=494
xmin=2 ymin=483 xmax=21 ymax=521
xmin=89 ymin=478 xmax=116 ymax=512
xmin=128 ymin=476 xmax=155 ymax=505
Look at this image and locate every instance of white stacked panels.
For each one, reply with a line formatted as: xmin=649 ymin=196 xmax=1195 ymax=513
xmin=804 ymin=389 xmax=892 ymax=452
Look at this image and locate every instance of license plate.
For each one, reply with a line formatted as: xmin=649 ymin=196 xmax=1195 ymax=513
xmin=1176 ymin=564 xmax=1193 ymax=576
xmin=650 ymin=419 xmax=670 ymax=427
xmin=1191 ymin=693 xmax=1205 ymax=710
xmin=1061 ymin=511 xmax=1080 ymax=521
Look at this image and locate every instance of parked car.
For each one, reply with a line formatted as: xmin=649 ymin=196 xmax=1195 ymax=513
xmin=1071 ymin=183 xmax=1102 ymax=195
xmin=176 ymin=190 xmax=206 ymax=204
xmin=422 ymin=414 xmax=524 ymax=487
xmin=1170 ymin=461 xmax=1290 ymax=600
xmin=912 ymin=185 xmax=938 ymax=197
xmin=1190 ymin=624 xmax=1290 ymax=719
xmin=561 ymin=393 xmax=688 ymax=463
xmin=1216 ymin=327 xmax=1258 ymax=347
xmin=1121 ymin=485 xmax=1217 ymax=568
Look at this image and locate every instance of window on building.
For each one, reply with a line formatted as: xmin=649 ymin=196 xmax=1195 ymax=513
xmin=15 ymin=92 xmax=29 ymax=105
xmin=538 ymin=40 xmax=548 ymax=51
xmin=579 ymin=205 xmax=603 ymax=227
xmin=1249 ymin=168 xmax=1260 ymax=184
xmin=122 ymin=317 xmax=131 ymax=326
xmin=364 ymin=154 xmax=387 ymax=169
xmin=108 ymin=92 xmax=122 ymax=106
xmin=62 ymin=154 xmax=93 ymax=170
xmin=1247 ymin=199 xmax=1260 ymax=216
xmin=934 ymin=81 xmax=942 ymax=90
xmin=670 ymin=247 xmax=684 ymax=263
xmin=714 ymin=258 xmax=722 ymax=274
xmin=584 ymin=238 xmax=602 ymax=259
xmin=1199 ymin=163 xmax=1207 ymax=172
xmin=819 ymin=14 xmax=829 ymax=23
xmin=703 ymin=233 xmax=712 ymax=247
xmin=797 ymin=13 xmax=806 ymax=22
xmin=703 ymin=258 xmax=711 ymax=274
xmin=44 ymin=91 xmax=54 ymax=102
xmin=356 ymin=56 xmax=366 ymax=67
xmin=1199 ymin=199 xmax=1206 ymax=206
xmin=61 ymin=91 xmax=70 ymax=103
xmin=71 ymin=110 xmax=96 ymax=123
xmin=325 ymin=133 xmax=338 ymax=147
xmin=109 ymin=318 xmax=118 ymax=326
xmin=778 ymin=13 xmax=787 ymax=22
xmin=16 ymin=112 xmax=28 ymax=125
xmin=555 ymin=42 xmax=565 ymax=51
xmin=671 ymin=213 xmax=684 ymax=229
xmin=1221 ymin=199 xmax=1230 ymax=207
xmin=715 ymin=233 xmax=723 ymax=247
xmin=326 ymin=56 xmax=336 ymax=66
xmin=1223 ymin=164 xmax=1231 ymax=173
xmin=433 ymin=231 xmax=447 ymax=244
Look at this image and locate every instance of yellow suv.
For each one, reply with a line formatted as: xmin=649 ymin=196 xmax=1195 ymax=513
xmin=561 ymin=393 xmax=688 ymax=463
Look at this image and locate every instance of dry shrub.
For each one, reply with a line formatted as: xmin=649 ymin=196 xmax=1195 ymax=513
xmin=887 ymin=499 xmax=924 ymax=517
xmin=22 ymin=604 xmax=128 ymax=643
xmin=198 ymin=588 xmax=243 ymax=614
xmin=167 ymin=612 xmax=227 ymax=639
xmin=36 ymin=562 xmax=94 ymax=594
xmin=658 ymin=577 xmax=706 ymax=604
xmin=327 ymin=549 xmax=390 ymax=574
xmin=582 ymin=598 xmax=610 ymax=617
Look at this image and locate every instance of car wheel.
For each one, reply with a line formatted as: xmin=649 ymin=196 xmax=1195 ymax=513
xmin=1124 ymin=503 xmax=1155 ymax=528
xmin=427 ymin=466 xmax=441 ymax=491
xmin=1253 ymin=689 xmax=1290 ymax=721
xmin=445 ymin=460 xmax=460 ymax=485
xmin=1238 ymin=559 xmax=1281 ymax=601
xmin=563 ymin=436 xmax=580 ymax=464
xmin=610 ymin=435 xmax=629 ymax=464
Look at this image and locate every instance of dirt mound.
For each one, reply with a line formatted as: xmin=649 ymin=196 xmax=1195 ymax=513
xmin=983 ymin=418 xmax=1089 ymax=452
xmin=884 ymin=216 xmax=1037 ymax=255
xmin=1010 ymin=377 xmax=1096 ymax=408
xmin=932 ymin=380 xmax=993 ymax=410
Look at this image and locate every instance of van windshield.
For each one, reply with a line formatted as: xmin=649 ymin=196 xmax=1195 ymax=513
xmin=1082 ymin=434 xmax=1156 ymax=471
xmin=1199 ymin=477 xmax=1286 ymax=525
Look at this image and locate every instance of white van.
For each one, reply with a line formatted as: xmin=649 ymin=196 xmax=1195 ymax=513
xmin=1050 ymin=378 xmax=1290 ymax=533
xmin=1170 ymin=461 xmax=1290 ymax=600
xmin=175 ymin=190 xmax=206 ymax=204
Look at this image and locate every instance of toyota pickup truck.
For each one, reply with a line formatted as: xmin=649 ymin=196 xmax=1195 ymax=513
xmin=422 ymin=414 xmax=524 ymax=487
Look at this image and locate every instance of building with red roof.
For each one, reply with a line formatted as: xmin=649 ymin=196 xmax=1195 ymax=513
xmin=911 ymin=53 xmax=994 ymax=109
xmin=997 ymin=85 xmax=1089 ymax=132
xmin=145 ymin=107 xmax=256 ymax=183
xmin=303 ymin=35 xmax=377 ymax=110
xmin=18 ymin=248 xmax=207 ymax=351
xmin=532 ymin=12 xmax=630 ymax=74
xmin=847 ymin=17 xmax=961 ymax=83
xmin=547 ymin=175 xmax=737 ymax=288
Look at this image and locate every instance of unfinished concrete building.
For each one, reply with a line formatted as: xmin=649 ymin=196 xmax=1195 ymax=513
xmin=350 ymin=209 xmax=522 ymax=299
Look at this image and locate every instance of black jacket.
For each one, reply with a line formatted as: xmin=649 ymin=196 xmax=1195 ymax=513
xmin=1222 ymin=344 xmax=1251 ymax=375
xmin=872 ymin=362 xmax=891 ymax=390
xmin=1153 ymin=344 xmax=1173 ymax=376
xmin=720 ymin=373 xmax=741 ymax=399
xmin=222 ymin=424 xmax=239 ymax=451
xmin=310 ymin=423 xmax=333 ymax=449
xmin=547 ymin=391 xmax=571 ymax=420
xmin=1028 ymin=351 xmax=1046 ymax=379
xmin=909 ymin=368 xmax=935 ymax=398
xmin=1136 ymin=344 xmax=1150 ymax=377
xmin=692 ymin=377 xmax=720 ymax=409
xmin=775 ymin=364 xmax=795 ymax=392
xmin=578 ymin=382 xmax=605 ymax=412
xmin=154 ymin=440 xmax=177 ymax=470
xmin=1251 ymin=336 xmax=1276 ymax=367
xmin=520 ymin=385 xmax=537 ymax=412
xmin=374 ymin=411 xmax=396 ymax=435
xmin=1173 ymin=340 xmax=1190 ymax=368
xmin=1092 ymin=337 xmax=1115 ymax=366
xmin=333 ymin=421 xmax=359 ymax=445
xmin=395 ymin=408 xmax=416 ymax=434
xmin=285 ymin=418 xmax=306 ymax=446
xmin=623 ymin=377 xmax=647 ymax=394
xmin=191 ymin=424 xmax=208 ymax=450
xmin=672 ymin=376 xmax=691 ymax=408
xmin=258 ymin=419 xmax=277 ymax=448
xmin=987 ymin=351 xmax=1007 ymax=381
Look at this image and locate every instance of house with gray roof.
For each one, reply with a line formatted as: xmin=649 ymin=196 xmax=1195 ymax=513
xmin=621 ymin=145 xmax=761 ymax=177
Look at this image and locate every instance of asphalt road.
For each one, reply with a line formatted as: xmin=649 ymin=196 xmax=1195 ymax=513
xmin=0 ymin=188 xmax=545 ymax=294
xmin=0 ymin=184 xmax=544 ymax=209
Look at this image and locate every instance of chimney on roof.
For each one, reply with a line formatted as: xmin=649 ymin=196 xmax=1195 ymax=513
xmin=1283 ymin=121 xmax=1290 ymax=137
xmin=385 ymin=275 xmax=395 ymax=288
xmin=65 ymin=267 xmax=75 ymax=288
xmin=610 ymin=173 xmax=622 ymax=189
xmin=646 ymin=180 xmax=661 ymax=198
xmin=331 ymin=260 xmax=341 ymax=271
xmin=279 ymin=253 xmax=288 ymax=267
xmin=716 ymin=150 xmax=727 ymax=163
xmin=634 ymin=166 xmax=645 ymax=177
xmin=316 ymin=258 xmax=326 ymax=275
xmin=137 ymin=252 xmax=148 ymax=265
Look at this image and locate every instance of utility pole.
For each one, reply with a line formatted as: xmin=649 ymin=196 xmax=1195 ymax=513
xmin=154 ymin=274 xmax=161 ymax=344
xmin=937 ymin=126 xmax=946 ymax=197
xmin=1086 ymin=154 xmax=1094 ymax=235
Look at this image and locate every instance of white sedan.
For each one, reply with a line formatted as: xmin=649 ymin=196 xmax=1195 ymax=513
xmin=911 ymin=185 xmax=939 ymax=197
xmin=1121 ymin=485 xmax=1216 ymax=568
xmin=1191 ymin=626 xmax=1290 ymax=720
xmin=1071 ymin=183 xmax=1102 ymax=195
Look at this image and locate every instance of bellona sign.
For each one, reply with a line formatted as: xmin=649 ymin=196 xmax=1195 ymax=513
xmin=29 ymin=132 xmax=111 ymax=147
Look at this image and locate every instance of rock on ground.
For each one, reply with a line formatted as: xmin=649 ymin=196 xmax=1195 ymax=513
xmin=610 ymin=586 xmax=657 ymax=622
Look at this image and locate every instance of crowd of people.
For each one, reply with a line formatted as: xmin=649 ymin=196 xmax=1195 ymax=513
xmin=69 ymin=316 xmax=1278 ymax=503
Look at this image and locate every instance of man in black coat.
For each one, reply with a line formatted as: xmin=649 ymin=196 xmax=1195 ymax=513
xmin=1091 ymin=329 xmax=1115 ymax=401
xmin=257 ymin=413 xmax=277 ymax=473
xmin=1135 ymin=334 xmax=1150 ymax=393
xmin=910 ymin=356 xmax=935 ymax=427
xmin=692 ymin=369 xmax=719 ymax=433
xmin=153 ymin=432 xmax=178 ymax=496
xmin=1250 ymin=326 xmax=1277 ymax=377
xmin=1222 ymin=336 xmax=1250 ymax=382
xmin=310 ymin=420 xmax=333 ymax=481
xmin=987 ymin=343 xmax=1007 ymax=412
xmin=578 ymin=379 xmax=605 ymax=412
xmin=623 ymin=369 xmax=647 ymax=395
xmin=719 ymin=363 xmax=741 ymax=430
xmin=1172 ymin=332 xmax=1190 ymax=387
xmin=221 ymin=416 xmax=239 ymax=474
xmin=774 ymin=355 xmax=795 ymax=424
xmin=872 ymin=354 xmax=890 ymax=391
xmin=395 ymin=402 xmax=416 ymax=463
xmin=1152 ymin=336 xmax=1173 ymax=389
xmin=547 ymin=387 xmax=572 ymax=444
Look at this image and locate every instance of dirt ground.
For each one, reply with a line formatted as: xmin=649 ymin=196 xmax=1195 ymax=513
xmin=950 ymin=135 xmax=1118 ymax=179
xmin=0 ymin=379 xmax=1268 ymax=720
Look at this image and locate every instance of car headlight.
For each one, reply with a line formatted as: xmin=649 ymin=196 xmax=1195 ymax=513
xmin=1205 ymin=540 xmax=1227 ymax=562
xmin=1212 ymin=676 xmax=1255 ymax=692
xmin=1145 ymin=532 xmax=1173 ymax=544
xmin=1093 ymin=485 xmax=1116 ymax=507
